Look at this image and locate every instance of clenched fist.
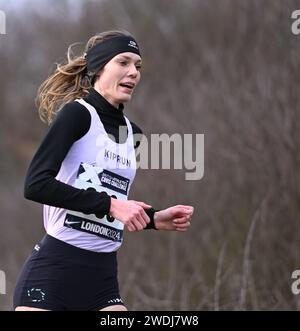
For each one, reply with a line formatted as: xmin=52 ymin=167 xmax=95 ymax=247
xmin=154 ymin=205 xmax=194 ymax=231
xmin=109 ymin=198 xmax=152 ymax=232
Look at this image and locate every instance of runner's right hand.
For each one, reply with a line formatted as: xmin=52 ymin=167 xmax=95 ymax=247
xmin=109 ymin=198 xmax=152 ymax=232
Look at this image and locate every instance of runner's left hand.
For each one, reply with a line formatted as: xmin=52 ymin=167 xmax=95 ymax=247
xmin=154 ymin=205 xmax=194 ymax=231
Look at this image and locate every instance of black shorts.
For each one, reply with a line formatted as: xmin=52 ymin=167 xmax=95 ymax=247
xmin=13 ymin=234 xmax=124 ymax=311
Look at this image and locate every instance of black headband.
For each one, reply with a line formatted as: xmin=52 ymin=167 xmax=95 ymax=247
xmin=85 ymin=36 xmax=141 ymax=74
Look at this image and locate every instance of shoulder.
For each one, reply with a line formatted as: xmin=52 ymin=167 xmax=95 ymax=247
xmin=51 ymin=100 xmax=92 ymax=141
xmin=130 ymin=120 xmax=143 ymax=135
xmin=129 ymin=120 xmax=144 ymax=150
xmin=57 ymin=100 xmax=91 ymax=122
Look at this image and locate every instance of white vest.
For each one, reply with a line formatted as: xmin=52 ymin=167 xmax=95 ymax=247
xmin=43 ymin=99 xmax=137 ymax=252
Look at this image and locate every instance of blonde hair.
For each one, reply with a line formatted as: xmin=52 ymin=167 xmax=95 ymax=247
xmin=36 ymin=30 xmax=134 ymax=125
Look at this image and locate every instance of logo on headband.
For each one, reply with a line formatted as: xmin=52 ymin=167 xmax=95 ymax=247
xmin=128 ymin=40 xmax=139 ymax=50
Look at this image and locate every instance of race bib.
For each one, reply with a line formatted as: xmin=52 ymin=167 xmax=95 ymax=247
xmin=64 ymin=162 xmax=130 ymax=242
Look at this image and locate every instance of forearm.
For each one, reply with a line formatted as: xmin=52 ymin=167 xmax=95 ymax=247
xmin=24 ymin=174 xmax=111 ymax=218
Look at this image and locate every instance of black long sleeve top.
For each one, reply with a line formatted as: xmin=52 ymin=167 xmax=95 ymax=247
xmin=24 ymin=88 xmax=157 ymax=229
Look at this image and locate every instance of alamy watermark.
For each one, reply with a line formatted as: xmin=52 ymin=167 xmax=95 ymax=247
xmin=0 ymin=269 xmax=6 ymax=295
xmin=0 ymin=10 xmax=6 ymax=35
xmin=291 ymin=10 xmax=300 ymax=35
xmin=291 ymin=270 xmax=300 ymax=295
xmin=97 ymin=129 xmax=204 ymax=181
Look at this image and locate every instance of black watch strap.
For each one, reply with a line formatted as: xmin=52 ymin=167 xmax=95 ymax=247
xmin=144 ymin=207 xmax=159 ymax=230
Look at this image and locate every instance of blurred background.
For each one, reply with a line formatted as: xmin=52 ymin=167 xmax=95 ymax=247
xmin=0 ymin=0 xmax=299 ymax=311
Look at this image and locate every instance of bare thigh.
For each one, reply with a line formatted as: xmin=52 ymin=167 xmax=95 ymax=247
xmin=15 ymin=306 xmax=50 ymax=311
xmin=100 ymin=305 xmax=128 ymax=311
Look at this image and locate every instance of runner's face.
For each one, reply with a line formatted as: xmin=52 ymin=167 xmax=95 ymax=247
xmin=94 ymin=52 xmax=142 ymax=108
